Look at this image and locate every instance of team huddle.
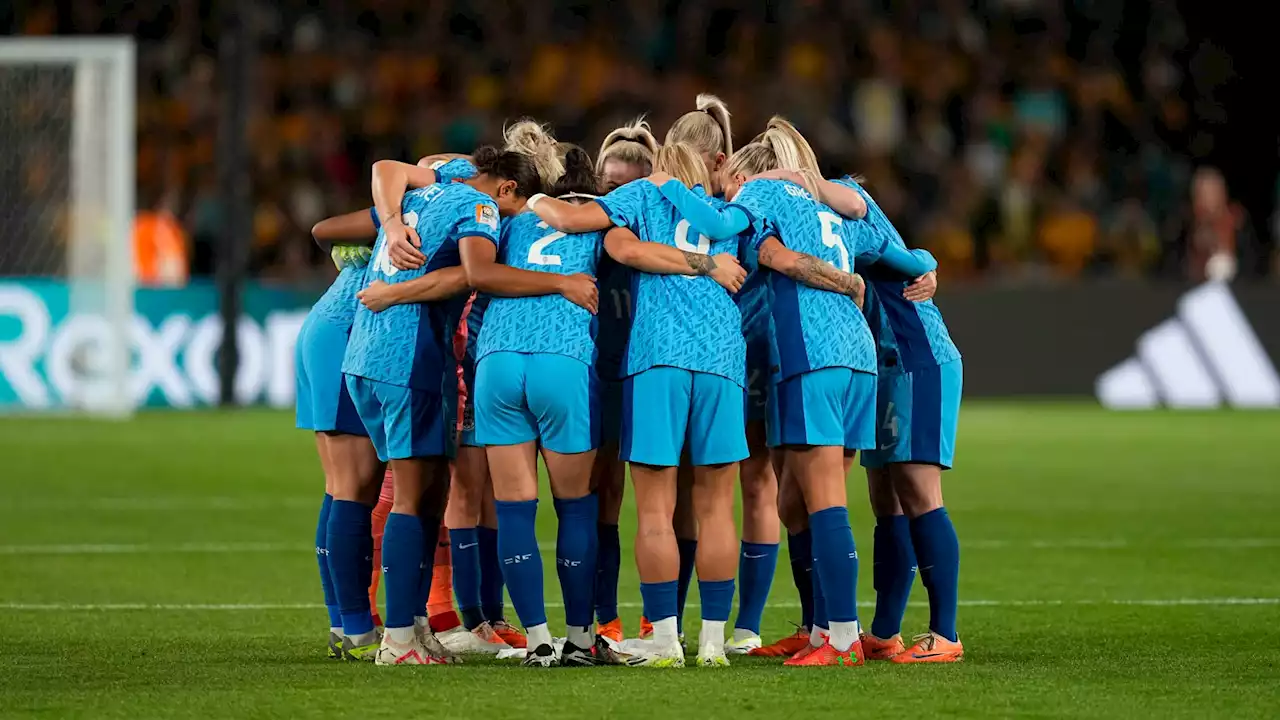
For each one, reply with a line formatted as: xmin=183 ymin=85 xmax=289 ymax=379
xmin=296 ymin=94 xmax=963 ymax=668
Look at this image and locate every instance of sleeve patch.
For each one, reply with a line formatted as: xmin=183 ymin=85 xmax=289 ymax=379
xmin=476 ymin=203 xmax=499 ymax=230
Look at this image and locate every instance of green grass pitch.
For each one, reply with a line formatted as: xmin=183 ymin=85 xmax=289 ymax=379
xmin=1 ymin=404 xmax=1278 ymax=719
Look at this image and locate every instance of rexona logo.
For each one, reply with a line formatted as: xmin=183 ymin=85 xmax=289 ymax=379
xmin=0 ymin=284 xmax=309 ymax=410
xmin=1096 ymin=282 xmax=1280 ymax=409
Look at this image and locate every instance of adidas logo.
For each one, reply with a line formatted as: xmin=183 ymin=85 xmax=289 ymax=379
xmin=1096 ymin=282 xmax=1280 ymax=409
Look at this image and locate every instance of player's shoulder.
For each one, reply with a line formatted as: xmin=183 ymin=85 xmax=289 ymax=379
xmin=432 ymin=157 xmax=477 ymax=181
xmin=502 ymin=209 xmax=541 ymax=237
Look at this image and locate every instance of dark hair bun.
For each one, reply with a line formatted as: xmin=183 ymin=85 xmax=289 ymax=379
xmin=551 ymin=145 xmax=599 ymax=197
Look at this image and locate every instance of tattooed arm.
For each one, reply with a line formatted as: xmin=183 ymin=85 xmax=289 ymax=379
xmin=757 ymin=236 xmax=866 ymax=308
xmin=604 ymin=227 xmax=746 ymax=293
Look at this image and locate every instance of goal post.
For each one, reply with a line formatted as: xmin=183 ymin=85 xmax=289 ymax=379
xmin=0 ymin=38 xmax=136 ymax=417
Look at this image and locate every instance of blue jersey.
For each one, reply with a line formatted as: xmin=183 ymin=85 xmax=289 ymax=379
xmin=343 ymin=183 xmax=500 ymax=391
xmin=732 ymin=179 xmax=876 ymax=380
xmin=432 ymin=158 xmax=477 ymax=183
xmin=596 ymin=180 xmax=746 ymax=386
xmin=834 ymin=177 xmax=960 ymax=372
xmin=595 ymin=254 xmax=633 ymax=381
xmin=310 ymin=207 xmax=383 ymax=328
xmin=477 ymin=211 xmax=603 ymax=366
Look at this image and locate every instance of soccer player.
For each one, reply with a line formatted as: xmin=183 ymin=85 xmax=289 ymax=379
xmin=526 ymin=143 xmax=749 ymax=667
xmin=590 ymin=119 xmax=660 ymax=645
xmin=342 ymin=147 xmax=537 ymax=665
xmin=461 ymin=145 xmax=603 ymax=666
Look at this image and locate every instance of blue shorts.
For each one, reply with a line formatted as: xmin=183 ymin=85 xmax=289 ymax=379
xmin=295 ymin=314 xmax=366 ymax=436
xmin=767 ymin=367 xmax=876 ymax=449
xmin=621 ymin=367 xmax=748 ymax=467
xmin=861 ymin=359 xmax=962 ymax=470
xmin=344 ymin=374 xmax=448 ymax=462
xmin=474 ymin=352 xmax=599 ymax=454
xmin=599 ymin=377 xmax=624 ymax=446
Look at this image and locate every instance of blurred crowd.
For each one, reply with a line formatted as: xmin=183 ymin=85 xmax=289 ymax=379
xmin=5 ymin=0 xmax=1276 ymax=284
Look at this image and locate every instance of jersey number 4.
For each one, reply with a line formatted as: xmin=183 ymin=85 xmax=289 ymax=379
xmin=371 ymin=210 xmax=420 ymax=276
xmin=817 ymin=211 xmax=851 ymax=273
xmin=528 ymin=221 xmax=566 ymax=266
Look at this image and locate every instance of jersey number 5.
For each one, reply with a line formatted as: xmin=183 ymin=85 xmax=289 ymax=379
xmin=528 ymin=221 xmax=565 ymax=266
xmin=817 ymin=211 xmax=851 ymax=273
xmin=371 ymin=210 xmax=420 ymax=276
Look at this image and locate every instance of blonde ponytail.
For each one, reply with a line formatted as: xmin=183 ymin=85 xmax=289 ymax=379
xmin=597 ymin=117 xmax=659 ymax=175
xmin=503 ymin=119 xmax=564 ymax=188
xmin=757 ymin=116 xmax=820 ymax=174
xmin=666 ymin=93 xmax=733 ymax=159
xmin=656 ymin=142 xmax=712 ymax=190
xmin=724 ymin=142 xmax=779 ymax=180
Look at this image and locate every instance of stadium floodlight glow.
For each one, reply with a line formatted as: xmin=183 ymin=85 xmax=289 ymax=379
xmin=0 ymin=38 xmax=136 ymax=417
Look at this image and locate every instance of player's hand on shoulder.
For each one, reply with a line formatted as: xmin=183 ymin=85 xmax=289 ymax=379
xmin=557 ymin=273 xmax=599 ymax=315
xmin=710 ymin=253 xmax=746 ymax=294
xmin=903 ymin=270 xmax=937 ymax=303
xmin=385 ymin=220 xmax=426 ymax=271
xmin=357 ymin=280 xmax=396 ymax=312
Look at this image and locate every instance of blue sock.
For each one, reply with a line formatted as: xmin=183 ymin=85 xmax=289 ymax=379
xmin=315 ymin=494 xmax=341 ymax=628
xmin=871 ymin=515 xmax=917 ymax=639
xmin=910 ymin=507 xmax=960 ymax=642
xmin=640 ymin=580 xmax=678 ymax=622
xmin=810 ymin=506 xmax=858 ymax=624
xmin=478 ymin=526 xmax=505 ymax=623
xmin=553 ymin=494 xmax=598 ymax=630
xmin=734 ymin=541 xmax=778 ymax=634
xmin=450 ymin=527 xmax=484 ymax=629
xmin=495 ymin=500 xmax=546 ymax=628
xmin=675 ymin=538 xmax=697 ymax=634
xmin=326 ymin=499 xmax=374 ymax=637
xmin=699 ymin=579 xmax=735 ymax=622
xmin=416 ymin=514 xmax=441 ymax=617
xmin=788 ymin=530 xmax=815 ymax=630
xmin=382 ymin=512 xmax=425 ymax=630
xmin=811 ymin=557 xmax=827 ymax=630
xmin=595 ymin=521 xmax=621 ymax=624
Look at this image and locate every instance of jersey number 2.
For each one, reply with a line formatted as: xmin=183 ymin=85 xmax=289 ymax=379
xmin=528 ymin=221 xmax=565 ymax=266
xmin=817 ymin=211 xmax=851 ymax=272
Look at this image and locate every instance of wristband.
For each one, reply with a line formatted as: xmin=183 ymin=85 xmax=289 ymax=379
xmin=527 ymin=193 xmax=548 ymax=208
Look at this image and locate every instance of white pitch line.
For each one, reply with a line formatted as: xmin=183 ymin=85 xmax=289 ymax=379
xmin=1 ymin=598 xmax=1276 ymax=612
xmin=3 ymin=538 xmax=1277 ymax=556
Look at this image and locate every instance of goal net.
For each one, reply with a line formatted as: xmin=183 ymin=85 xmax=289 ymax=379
xmin=0 ymin=38 xmax=135 ymax=417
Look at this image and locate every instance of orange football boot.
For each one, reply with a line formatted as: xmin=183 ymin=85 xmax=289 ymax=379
xmin=860 ymin=632 xmax=906 ymax=660
xmin=890 ymin=632 xmax=963 ymax=663
xmin=748 ymin=628 xmax=811 ymax=657
xmin=597 ymin=618 xmax=624 ymax=645
xmin=491 ymin=620 xmax=527 ymax=649
xmin=638 ymin=616 xmax=654 ymax=640
xmin=783 ymin=638 xmax=865 ymax=667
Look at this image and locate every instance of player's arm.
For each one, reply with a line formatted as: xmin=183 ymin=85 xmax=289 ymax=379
xmin=859 ymin=234 xmax=939 ymax=279
xmin=603 ymin=227 xmax=745 ymax=294
xmin=459 ymin=236 xmax=598 ymax=314
xmin=649 ymin=176 xmax=750 ymax=239
xmin=526 ymin=194 xmax=612 ymax=233
xmin=749 ymin=170 xmax=867 ymax=220
xmin=356 ymin=267 xmax=471 ymax=313
xmin=372 ymin=160 xmax=445 ymax=271
xmin=757 ymin=235 xmax=865 ymax=308
xmin=417 ymin=153 xmax=471 ymax=168
xmin=311 ymin=208 xmax=378 ymax=253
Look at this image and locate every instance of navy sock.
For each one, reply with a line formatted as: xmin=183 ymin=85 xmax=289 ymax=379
xmin=495 ymin=500 xmax=546 ymax=628
xmin=478 ymin=526 xmax=505 ymax=623
xmin=382 ymin=512 xmax=425 ymax=630
xmin=316 ymin=494 xmax=341 ymax=628
xmin=734 ymin=541 xmax=779 ymax=634
xmin=416 ymin=514 xmax=441 ymax=617
xmin=594 ymin=521 xmax=621 ymax=624
xmin=640 ymin=580 xmax=678 ymax=622
xmin=450 ymin=527 xmax=484 ymax=629
xmin=810 ymin=506 xmax=858 ymax=624
xmin=326 ymin=499 xmax=374 ymax=637
xmin=788 ymin=530 xmax=815 ymax=630
xmin=675 ymin=538 xmax=697 ymax=634
xmin=699 ymin=579 xmax=735 ymax=623
xmin=910 ymin=507 xmax=960 ymax=642
xmin=871 ymin=514 xmax=917 ymax=639
xmin=553 ymin=494 xmax=598 ymax=629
